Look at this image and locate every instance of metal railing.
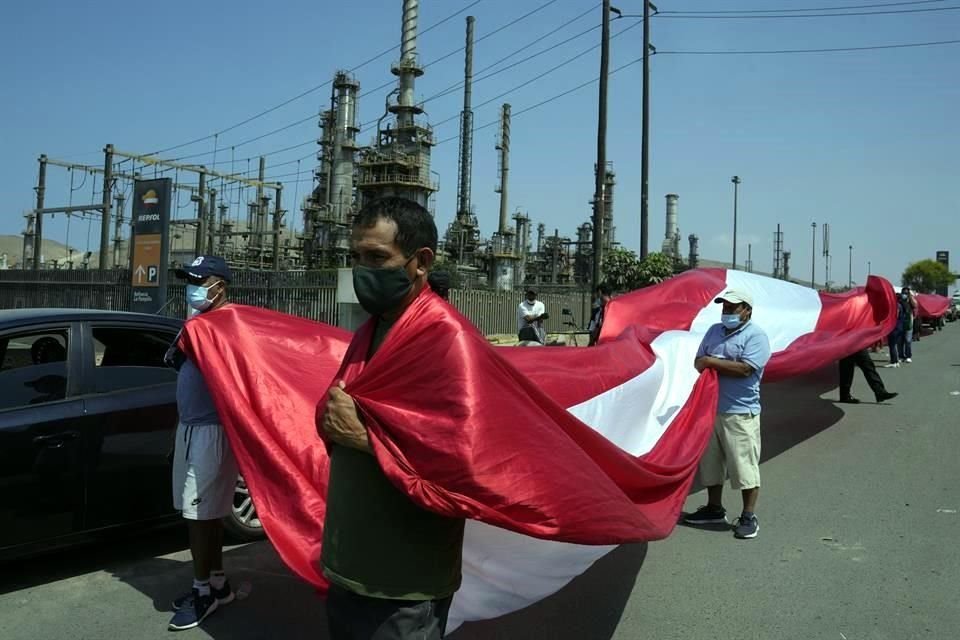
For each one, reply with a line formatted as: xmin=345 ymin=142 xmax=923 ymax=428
xmin=0 ymin=269 xmax=589 ymax=336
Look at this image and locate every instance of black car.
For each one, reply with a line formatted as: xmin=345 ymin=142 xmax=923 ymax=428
xmin=0 ymin=309 xmax=263 ymax=560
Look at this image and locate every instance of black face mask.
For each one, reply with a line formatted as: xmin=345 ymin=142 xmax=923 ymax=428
xmin=352 ymin=255 xmax=417 ymax=316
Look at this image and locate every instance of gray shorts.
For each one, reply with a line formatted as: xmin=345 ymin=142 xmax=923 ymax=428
xmin=172 ymin=422 xmax=239 ymax=521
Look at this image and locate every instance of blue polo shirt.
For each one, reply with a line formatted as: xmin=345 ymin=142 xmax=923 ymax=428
xmin=696 ymin=320 xmax=772 ymax=415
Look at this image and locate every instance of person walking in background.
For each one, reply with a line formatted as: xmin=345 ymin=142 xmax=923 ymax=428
xmin=884 ymin=294 xmax=908 ymax=369
xmin=428 ymin=270 xmax=451 ymax=301
xmin=838 ymin=348 xmax=899 ymax=404
xmin=517 ymin=289 xmax=548 ymax=344
xmin=588 ymin=283 xmax=612 ymax=346
xmin=900 ymin=288 xmax=915 ymax=362
xmin=684 ymin=290 xmax=771 ymax=540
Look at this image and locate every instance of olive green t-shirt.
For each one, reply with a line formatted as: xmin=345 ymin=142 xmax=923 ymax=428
xmin=321 ymin=319 xmax=465 ymax=600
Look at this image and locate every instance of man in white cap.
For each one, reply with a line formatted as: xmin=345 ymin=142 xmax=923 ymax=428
xmin=685 ymin=289 xmax=771 ymax=539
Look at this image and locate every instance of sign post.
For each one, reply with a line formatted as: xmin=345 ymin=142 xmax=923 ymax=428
xmin=936 ymin=251 xmax=950 ymax=296
xmin=130 ymin=179 xmax=172 ymax=313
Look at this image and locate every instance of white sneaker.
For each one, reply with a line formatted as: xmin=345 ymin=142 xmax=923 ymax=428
xmin=883 ymin=362 xmax=900 ymax=368
xmin=905 ymin=358 xmax=912 ymax=363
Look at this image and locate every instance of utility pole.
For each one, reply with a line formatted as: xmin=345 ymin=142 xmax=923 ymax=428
xmin=196 ymin=170 xmax=207 ymax=257
xmin=848 ymin=244 xmax=853 ymax=287
xmin=640 ymin=0 xmax=654 ymax=259
xmin=99 ymin=144 xmax=114 ymax=269
xmin=731 ymin=175 xmax=741 ymax=269
xmin=207 ymin=188 xmax=217 ymax=255
xmin=33 ymin=155 xmax=47 ymax=270
xmin=255 ymin=156 xmax=266 ymax=258
xmin=593 ymin=0 xmax=611 ymax=288
xmin=273 ymin=186 xmax=283 ymax=271
xmin=746 ymin=243 xmax=753 ymax=273
xmin=811 ymin=222 xmax=817 ymax=289
xmin=868 ymin=261 xmax=871 ymax=276
xmin=113 ymin=193 xmax=125 ymax=268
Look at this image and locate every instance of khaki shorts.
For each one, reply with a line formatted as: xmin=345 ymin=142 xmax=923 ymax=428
xmin=172 ymin=422 xmax=239 ymax=521
xmin=699 ymin=412 xmax=761 ymax=490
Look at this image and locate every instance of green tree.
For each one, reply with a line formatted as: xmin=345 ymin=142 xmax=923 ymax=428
xmin=601 ymin=249 xmax=675 ymax=291
xmin=901 ymin=259 xmax=956 ymax=293
xmin=601 ymin=248 xmax=643 ymax=290
xmin=636 ymin=252 xmax=676 ymax=287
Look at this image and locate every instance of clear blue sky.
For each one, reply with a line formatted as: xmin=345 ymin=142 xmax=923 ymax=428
xmin=2 ymin=0 xmax=957 ymax=289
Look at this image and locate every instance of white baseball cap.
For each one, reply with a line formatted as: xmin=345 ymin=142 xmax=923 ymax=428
xmin=714 ymin=289 xmax=754 ymax=308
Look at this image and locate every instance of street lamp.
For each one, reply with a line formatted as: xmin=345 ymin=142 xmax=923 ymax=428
xmin=848 ymin=245 xmax=853 ymax=287
xmin=731 ymin=176 xmax=741 ymax=270
xmin=811 ymin=222 xmax=817 ymax=289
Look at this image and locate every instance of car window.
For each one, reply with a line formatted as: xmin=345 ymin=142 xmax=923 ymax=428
xmin=0 ymin=330 xmax=69 ymax=410
xmin=92 ymin=326 xmax=178 ymax=393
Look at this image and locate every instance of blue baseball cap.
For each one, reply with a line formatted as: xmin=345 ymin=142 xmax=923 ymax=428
xmin=175 ymin=255 xmax=233 ymax=283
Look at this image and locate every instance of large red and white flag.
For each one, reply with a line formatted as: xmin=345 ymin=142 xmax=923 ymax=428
xmin=180 ymin=269 xmax=896 ymax=631
xmin=915 ymin=293 xmax=950 ymax=320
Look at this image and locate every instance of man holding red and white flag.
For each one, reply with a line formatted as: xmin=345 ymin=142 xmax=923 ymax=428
xmin=684 ymin=290 xmax=771 ymax=539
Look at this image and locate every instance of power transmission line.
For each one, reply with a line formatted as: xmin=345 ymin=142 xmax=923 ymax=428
xmin=149 ymin=0 xmax=486 ymax=157
xmin=661 ymin=0 xmax=946 ymax=14
xmin=655 ymin=5 xmax=960 ymax=18
xmin=155 ymin=0 xmax=573 ymax=166
xmin=657 ymin=38 xmax=960 ymax=54
xmin=153 ymin=0 xmax=600 ymax=170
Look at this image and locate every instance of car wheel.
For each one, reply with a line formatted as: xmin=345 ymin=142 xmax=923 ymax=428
xmin=222 ymin=475 xmax=266 ymax=541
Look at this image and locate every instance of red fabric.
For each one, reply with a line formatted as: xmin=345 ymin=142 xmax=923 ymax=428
xmin=764 ymin=276 xmax=897 ymax=381
xmin=598 ymin=269 xmax=898 ymax=381
xmin=178 ymin=269 xmax=897 ymax=593
xmin=915 ymin=293 xmax=950 ymax=319
xmin=180 ymin=293 xmax=718 ymax=591
xmin=179 ymin=309 xmax=351 ymax=590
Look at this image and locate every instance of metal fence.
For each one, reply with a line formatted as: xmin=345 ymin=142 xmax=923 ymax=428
xmin=0 ymin=269 xmax=590 ymax=336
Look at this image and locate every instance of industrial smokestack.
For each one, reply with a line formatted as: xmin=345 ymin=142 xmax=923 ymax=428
xmin=496 ymin=104 xmax=511 ymax=234
xmin=455 ymin=16 xmax=475 ymax=224
xmin=332 ymin=71 xmax=359 ymax=224
xmin=688 ymin=233 xmax=699 ymax=269
xmin=396 ymin=0 xmax=422 ymax=128
xmin=663 ymin=194 xmax=679 ymax=257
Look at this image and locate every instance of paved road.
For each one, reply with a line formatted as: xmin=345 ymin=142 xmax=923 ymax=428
xmin=2 ymin=325 xmax=958 ymax=639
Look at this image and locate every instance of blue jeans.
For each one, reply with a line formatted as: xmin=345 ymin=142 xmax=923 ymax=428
xmin=903 ymin=329 xmax=913 ymax=359
xmin=888 ymin=331 xmax=902 ymax=364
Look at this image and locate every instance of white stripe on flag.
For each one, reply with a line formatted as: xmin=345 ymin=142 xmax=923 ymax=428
xmin=449 ymin=271 xmax=824 ymax=631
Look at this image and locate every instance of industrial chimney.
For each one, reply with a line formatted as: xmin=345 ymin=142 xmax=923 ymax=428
xmin=662 ymin=194 xmax=680 ymax=258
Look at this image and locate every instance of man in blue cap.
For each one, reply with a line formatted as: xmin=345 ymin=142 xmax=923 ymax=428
xmin=165 ymin=255 xmax=239 ymax=631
